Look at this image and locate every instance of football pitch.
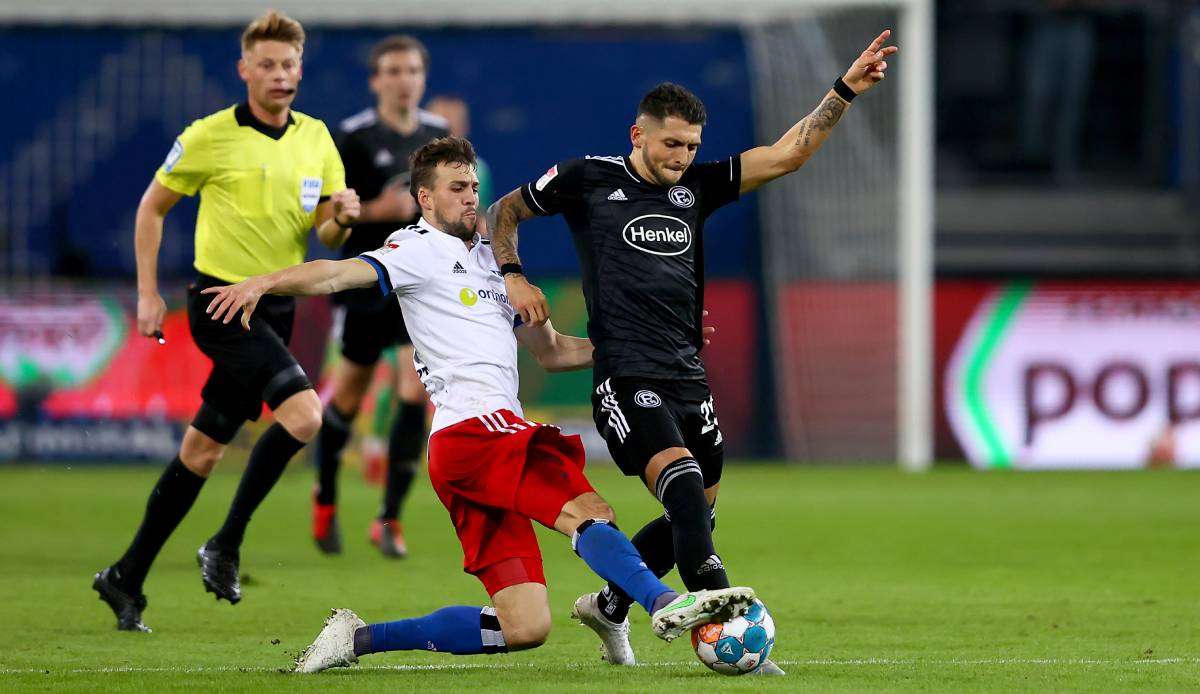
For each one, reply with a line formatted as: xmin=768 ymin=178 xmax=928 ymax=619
xmin=1 ymin=462 xmax=1197 ymax=692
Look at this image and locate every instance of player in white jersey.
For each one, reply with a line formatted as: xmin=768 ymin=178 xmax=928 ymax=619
xmin=198 ymin=136 xmax=754 ymax=671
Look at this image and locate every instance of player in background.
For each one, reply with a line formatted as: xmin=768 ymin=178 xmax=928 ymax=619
xmin=488 ymin=30 xmax=898 ymax=670
xmin=195 ymin=136 xmax=754 ymax=672
xmin=425 ymin=95 xmax=493 ymax=208
xmin=313 ymin=35 xmax=450 ymax=558
xmin=91 ymin=11 xmax=360 ymax=632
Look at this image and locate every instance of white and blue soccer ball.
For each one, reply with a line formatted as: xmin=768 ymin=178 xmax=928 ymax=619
xmin=690 ymin=598 xmax=775 ymax=675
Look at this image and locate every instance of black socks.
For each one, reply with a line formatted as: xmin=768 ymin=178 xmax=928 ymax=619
xmin=210 ymin=424 xmax=305 ymax=550
xmin=656 ymin=457 xmax=729 ymax=592
xmin=314 ymin=404 xmax=355 ymax=505
xmin=597 ymin=459 xmax=728 ymax=623
xmin=114 ymin=456 xmax=206 ymax=593
xmin=314 ymin=398 xmax=424 ymax=519
xmin=380 ymin=402 xmax=425 ymax=520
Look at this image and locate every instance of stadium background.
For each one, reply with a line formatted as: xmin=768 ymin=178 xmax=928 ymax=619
xmin=3 ymin=3 xmax=1200 ymax=691
xmin=0 ymin=23 xmax=772 ymax=464
xmin=1 ymin=1 xmax=1196 ymax=470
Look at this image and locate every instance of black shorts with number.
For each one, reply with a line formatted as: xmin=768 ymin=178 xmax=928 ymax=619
xmin=592 ymin=376 xmax=724 ymax=487
xmin=336 ymin=287 xmax=411 ymax=367
xmin=187 ymin=274 xmax=312 ymax=424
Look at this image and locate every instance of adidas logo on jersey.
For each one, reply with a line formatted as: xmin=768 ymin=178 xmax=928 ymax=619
xmin=452 ymin=261 xmax=467 ymax=274
xmin=607 ymin=189 xmax=628 ymax=201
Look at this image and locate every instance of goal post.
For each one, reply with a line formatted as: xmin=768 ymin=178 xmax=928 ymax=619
xmin=897 ymin=0 xmax=934 ymax=471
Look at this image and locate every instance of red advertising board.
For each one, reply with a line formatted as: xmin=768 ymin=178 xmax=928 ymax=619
xmin=1 ymin=281 xmax=762 ymax=460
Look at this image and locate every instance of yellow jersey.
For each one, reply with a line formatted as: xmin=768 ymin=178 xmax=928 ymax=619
xmin=155 ymin=103 xmax=346 ymax=283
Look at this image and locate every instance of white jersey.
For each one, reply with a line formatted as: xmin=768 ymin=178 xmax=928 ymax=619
xmin=359 ymin=217 xmax=522 ymax=433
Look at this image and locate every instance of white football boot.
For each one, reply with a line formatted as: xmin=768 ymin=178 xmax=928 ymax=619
xmin=650 ymin=587 xmax=756 ymax=642
xmin=570 ymin=593 xmax=636 ymax=665
xmin=754 ymin=659 xmax=787 ymax=675
xmin=294 ymin=608 xmax=366 ymax=673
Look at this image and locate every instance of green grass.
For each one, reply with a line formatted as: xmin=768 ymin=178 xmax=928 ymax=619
xmin=1 ymin=462 xmax=1198 ymax=691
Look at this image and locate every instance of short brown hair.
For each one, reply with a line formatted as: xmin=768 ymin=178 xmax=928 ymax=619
xmin=637 ymin=82 xmax=707 ymax=126
xmin=409 ymin=136 xmax=476 ymax=199
xmin=369 ymin=34 xmax=430 ymax=74
xmin=241 ymin=10 xmax=306 ymax=53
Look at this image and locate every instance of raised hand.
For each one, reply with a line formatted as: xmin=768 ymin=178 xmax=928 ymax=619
xmin=842 ymin=29 xmax=899 ymax=95
xmin=332 ymin=188 xmax=362 ymax=227
xmin=201 ymin=278 xmax=269 ymax=331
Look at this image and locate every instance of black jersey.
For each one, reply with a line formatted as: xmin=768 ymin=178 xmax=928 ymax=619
xmin=520 ymin=154 xmax=740 ymax=381
xmin=336 ymin=108 xmax=450 ymax=258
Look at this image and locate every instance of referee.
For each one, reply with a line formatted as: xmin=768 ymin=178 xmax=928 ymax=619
xmin=91 ymin=11 xmax=360 ymax=632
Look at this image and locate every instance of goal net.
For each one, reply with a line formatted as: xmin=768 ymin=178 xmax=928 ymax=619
xmin=745 ymin=5 xmax=928 ymax=465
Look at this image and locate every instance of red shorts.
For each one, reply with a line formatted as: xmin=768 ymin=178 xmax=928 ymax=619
xmin=427 ymin=409 xmax=595 ymax=595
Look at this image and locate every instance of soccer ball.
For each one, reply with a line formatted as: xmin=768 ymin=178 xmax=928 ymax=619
xmin=690 ymin=598 xmax=775 ymax=675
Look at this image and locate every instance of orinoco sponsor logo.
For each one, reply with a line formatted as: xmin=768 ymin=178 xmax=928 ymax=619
xmin=622 ymin=214 xmax=692 ymax=256
xmin=460 ymin=287 xmax=511 ymax=307
xmin=634 ymin=390 xmax=662 ymax=408
xmin=478 ymin=288 xmax=511 ymax=306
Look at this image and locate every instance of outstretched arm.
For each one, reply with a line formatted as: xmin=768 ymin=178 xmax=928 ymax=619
xmin=516 ymin=320 xmax=593 ymax=373
xmin=200 ymin=258 xmax=378 ymax=330
xmin=740 ymin=29 xmax=898 ymax=193
xmin=487 ymin=189 xmax=550 ymax=326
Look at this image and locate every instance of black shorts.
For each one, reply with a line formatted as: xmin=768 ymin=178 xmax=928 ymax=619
xmin=337 ymin=287 xmax=411 ymax=367
xmin=591 ymin=376 xmax=724 ymax=487
xmin=187 ymin=274 xmax=313 ymax=424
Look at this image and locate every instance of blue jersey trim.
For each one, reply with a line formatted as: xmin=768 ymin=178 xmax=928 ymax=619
xmin=357 ymin=254 xmax=392 ymax=296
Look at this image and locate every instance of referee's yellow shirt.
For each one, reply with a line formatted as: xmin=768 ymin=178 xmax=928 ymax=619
xmin=155 ymin=103 xmax=347 ymax=283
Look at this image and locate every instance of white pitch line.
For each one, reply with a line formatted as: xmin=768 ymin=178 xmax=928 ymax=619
xmin=2 ymin=658 xmax=1199 ymax=675
xmin=790 ymin=658 xmax=1200 ymax=666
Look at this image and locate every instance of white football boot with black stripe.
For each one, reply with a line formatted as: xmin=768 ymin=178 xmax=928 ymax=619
xmin=571 ymin=593 xmax=636 ymax=665
xmin=295 ymin=608 xmax=366 ymax=673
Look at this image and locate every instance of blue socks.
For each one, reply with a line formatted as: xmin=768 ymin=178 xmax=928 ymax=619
xmin=573 ymin=519 xmax=675 ymax=615
xmin=355 ymin=606 xmax=506 ymax=656
xmin=351 ymin=520 xmax=673 ymax=660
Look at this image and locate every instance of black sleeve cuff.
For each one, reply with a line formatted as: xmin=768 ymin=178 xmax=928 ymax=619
xmin=520 ymin=183 xmax=552 ymax=216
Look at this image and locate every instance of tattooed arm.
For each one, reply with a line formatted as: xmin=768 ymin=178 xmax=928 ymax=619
xmin=487 ymin=189 xmax=550 ymax=325
xmin=739 ymin=95 xmax=848 ymax=193
xmin=739 ymin=29 xmax=898 ymax=193
xmin=486 ymin=189 xmax=535 ymax=267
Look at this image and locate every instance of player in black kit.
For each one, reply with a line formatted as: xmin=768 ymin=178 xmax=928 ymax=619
xmin=313 ymin=35 xmax=450 ymax=557
xmin=489 ymin=30 xmax=898 ymax=671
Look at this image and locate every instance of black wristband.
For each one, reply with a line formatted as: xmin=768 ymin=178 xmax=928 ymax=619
xmin=500 ymin=263 xmax=524 ymax=277
xmin=334 ymin=215 xmax=353 ymax=229
xmin=833 ymin=77 xmax=857 ymax=103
